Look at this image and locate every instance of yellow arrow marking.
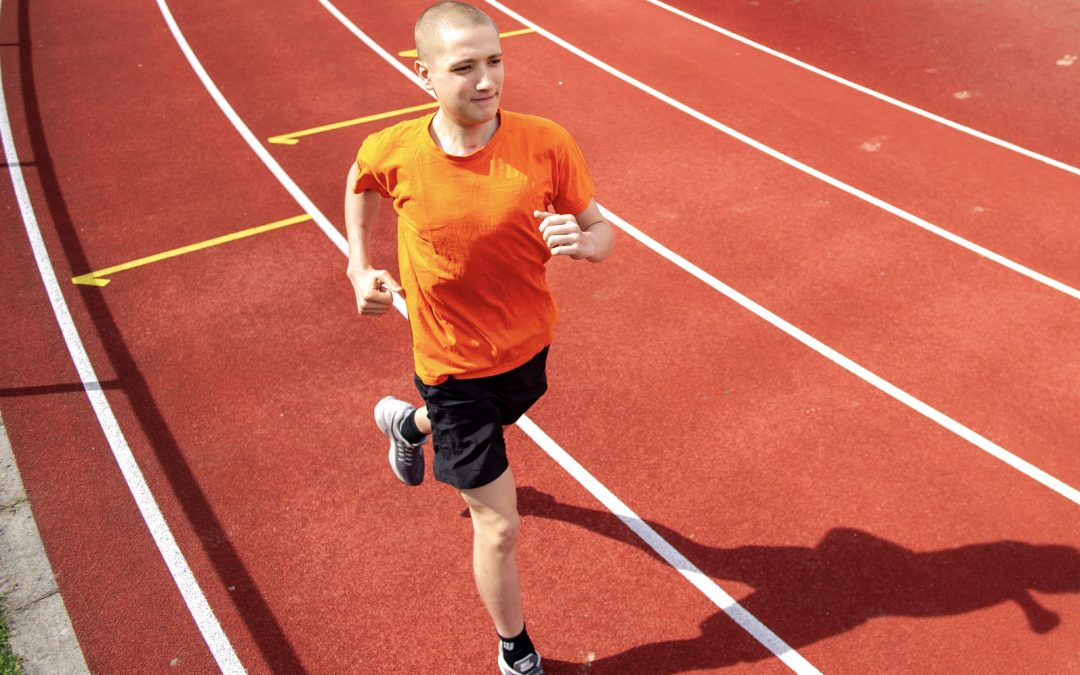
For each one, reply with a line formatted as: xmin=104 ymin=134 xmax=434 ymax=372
xmin=72 ymin=214 xmax=312 ymax=287
xmin=267 ymin=101 xmax=440 ymax=146
xmin=397 ymin=28 xmax=536 ymax=58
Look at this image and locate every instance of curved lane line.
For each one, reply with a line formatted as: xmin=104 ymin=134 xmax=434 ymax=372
xmin=0 ymin=2 xmax=245 ymax=672
xmin=517 ymin=416 xmax=817 ymax=673
xmin=648 ymin=0 xmax=1080 ymax=178
xmin=482 ymin=0 xmax=1080 ymax=303
xmin=315 ymin=1 xmax=1080 ymax=507
xmin=163 ymin=0 xmax=818 ymax=671
xmin=153 ymin=2 xmax=348 ymax=253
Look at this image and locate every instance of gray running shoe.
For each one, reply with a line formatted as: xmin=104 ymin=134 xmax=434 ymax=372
xmin=374 ymin=396 xmax=426 ymax=486
xmin=498 ymin=650 xmax=544 ymax=675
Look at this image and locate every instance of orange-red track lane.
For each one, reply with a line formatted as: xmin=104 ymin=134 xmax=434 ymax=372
xmin=2 ymin=0 xmax=1079 ymax=674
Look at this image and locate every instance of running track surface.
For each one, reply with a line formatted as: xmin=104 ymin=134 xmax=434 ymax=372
xmin=2 ymin=0 xmax=1079 ymax=672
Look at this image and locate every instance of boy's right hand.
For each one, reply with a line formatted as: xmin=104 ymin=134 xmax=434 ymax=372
xmin=347 ymin=266 xmax=404 ymax=316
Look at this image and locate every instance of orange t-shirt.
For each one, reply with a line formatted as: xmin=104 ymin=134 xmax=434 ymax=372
xmin=353 ymin=110 xmax=596 ymax=385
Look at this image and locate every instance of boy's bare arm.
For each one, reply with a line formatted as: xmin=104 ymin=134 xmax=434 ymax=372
xmin=535 ymin=199 xmax=614 ymax=262
xmin=345 ymin=162 xmax=403 ymax=316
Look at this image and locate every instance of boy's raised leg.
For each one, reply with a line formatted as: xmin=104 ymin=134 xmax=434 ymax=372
xmin=373 ymin=398 xmax=430 ymax=486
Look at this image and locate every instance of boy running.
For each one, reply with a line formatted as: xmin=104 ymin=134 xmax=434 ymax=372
xmin=344 ymin=2 xmax=613 ymax=673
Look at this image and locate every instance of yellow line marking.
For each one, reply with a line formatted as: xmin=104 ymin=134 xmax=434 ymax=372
xmin=72 ymin=214 xmax=312 ymax=287
xmin=267 ymin=101 xmax=440 ymax=146
xmin=396 ymin=28 xmax=536 ymax=58
xmin=268 ymin=28 xmax=536 ymax=146
xmin=267 ymin=28 xmax=535 ymax=146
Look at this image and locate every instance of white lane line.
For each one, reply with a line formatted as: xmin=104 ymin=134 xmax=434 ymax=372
xmin=0 ymin=3 xmax=245 ymax=672
xmin=601 ymin=205 xmax=1080 ymax=509
xmin=315 ymin=0 xmax=1080 ymax=507
xmin=648 ymin=0 xmax=1080 ymax=178
xmin=155 ymin=0 xmax=408 ymax=318
xmin=315 ymin=0 xmax=426 ymax=90
xmin=482 ymin=0 xmax=1080 ymax=303
xmin=169 ymin=0 xmax=817 ymax=670
xmin=517 ymin=417 xmax=817 ymax=673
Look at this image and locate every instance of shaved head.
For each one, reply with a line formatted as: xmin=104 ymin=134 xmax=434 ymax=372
xmin=414 ymin=1 xmax=498 ymax=63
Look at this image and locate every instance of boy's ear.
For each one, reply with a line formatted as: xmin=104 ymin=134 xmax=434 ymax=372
xmin=414 ymin=59 xmax=435 ymax=92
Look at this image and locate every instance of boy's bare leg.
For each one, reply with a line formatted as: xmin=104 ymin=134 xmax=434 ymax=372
xmin=413 ymin=406 xmax=431 ymax=435
xmin=459 ymin=467 xmax=524 ymax=638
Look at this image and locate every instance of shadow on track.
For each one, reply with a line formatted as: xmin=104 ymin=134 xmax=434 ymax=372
xmin=0 ymin=380 xmax=122 ymax=397
xmin=511 ymin=486 xmax=1080 ymax=674
xmin=13 ymin=1 xmax=305 ymax=670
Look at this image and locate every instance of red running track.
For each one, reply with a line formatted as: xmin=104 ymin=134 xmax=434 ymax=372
xmin=655 ymin=0 xmax=1080 ymax=169
xmin=2 ymin=0 xmax=1079 ymax=672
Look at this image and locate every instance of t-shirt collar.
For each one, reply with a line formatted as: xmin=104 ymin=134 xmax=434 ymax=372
xmin=425 ymin=109 xmax=505 ymax=161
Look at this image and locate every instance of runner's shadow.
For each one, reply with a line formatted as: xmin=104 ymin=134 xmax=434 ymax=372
xmin=514 ymin=487 xmax=1080 ymax=674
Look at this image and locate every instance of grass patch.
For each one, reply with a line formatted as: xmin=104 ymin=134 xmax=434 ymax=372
xmin=0 ymin=595 xmax=23 ymax=675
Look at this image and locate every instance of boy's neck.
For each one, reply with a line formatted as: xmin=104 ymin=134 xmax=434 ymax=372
xmin=430 ymin=110 xmax=500 ymax=156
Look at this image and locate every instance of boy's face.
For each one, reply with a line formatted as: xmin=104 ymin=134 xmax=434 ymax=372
xmin=416 ymin=22 xmax=504 ymax=128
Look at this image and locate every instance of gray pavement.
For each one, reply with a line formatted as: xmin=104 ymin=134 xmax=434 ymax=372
xmin=0 ymin=412 xmax=89 ymax=674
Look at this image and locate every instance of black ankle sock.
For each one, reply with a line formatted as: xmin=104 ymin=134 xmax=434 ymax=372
xmin=398 ymin=410 xmax=427 ymax=444
xmin=499 ymin=625 xmax=536 ymax=666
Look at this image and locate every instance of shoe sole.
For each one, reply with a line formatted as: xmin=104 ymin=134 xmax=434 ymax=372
xmin=498 ymin=651 xmax=543 ymax=675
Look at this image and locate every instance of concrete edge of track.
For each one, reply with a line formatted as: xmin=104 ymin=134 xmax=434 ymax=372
xmin=10 ymin=0 xmax=1071 ymax=669
xmin=0 ymin=412 xmax=90 ymax=674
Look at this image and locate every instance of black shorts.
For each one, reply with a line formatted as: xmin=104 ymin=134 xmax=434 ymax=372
xmin=414 ymin=347 xmax=549 ymax=490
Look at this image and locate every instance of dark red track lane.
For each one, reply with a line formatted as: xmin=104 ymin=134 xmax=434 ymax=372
xmin=660 ymin=0 xmax=1080 ymax=168
xmin=4 ymin=0 xmax=1080 ymax=672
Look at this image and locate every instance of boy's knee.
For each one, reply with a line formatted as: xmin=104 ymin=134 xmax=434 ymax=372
xmin=476 ymin=509 xmax=521 ymax=552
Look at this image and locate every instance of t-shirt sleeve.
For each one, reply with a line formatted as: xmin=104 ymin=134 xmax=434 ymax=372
xmin=551 ymin=132 xmax=596 ymax=215
xmin=352 ymin=136 xmax=391 ymax=198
